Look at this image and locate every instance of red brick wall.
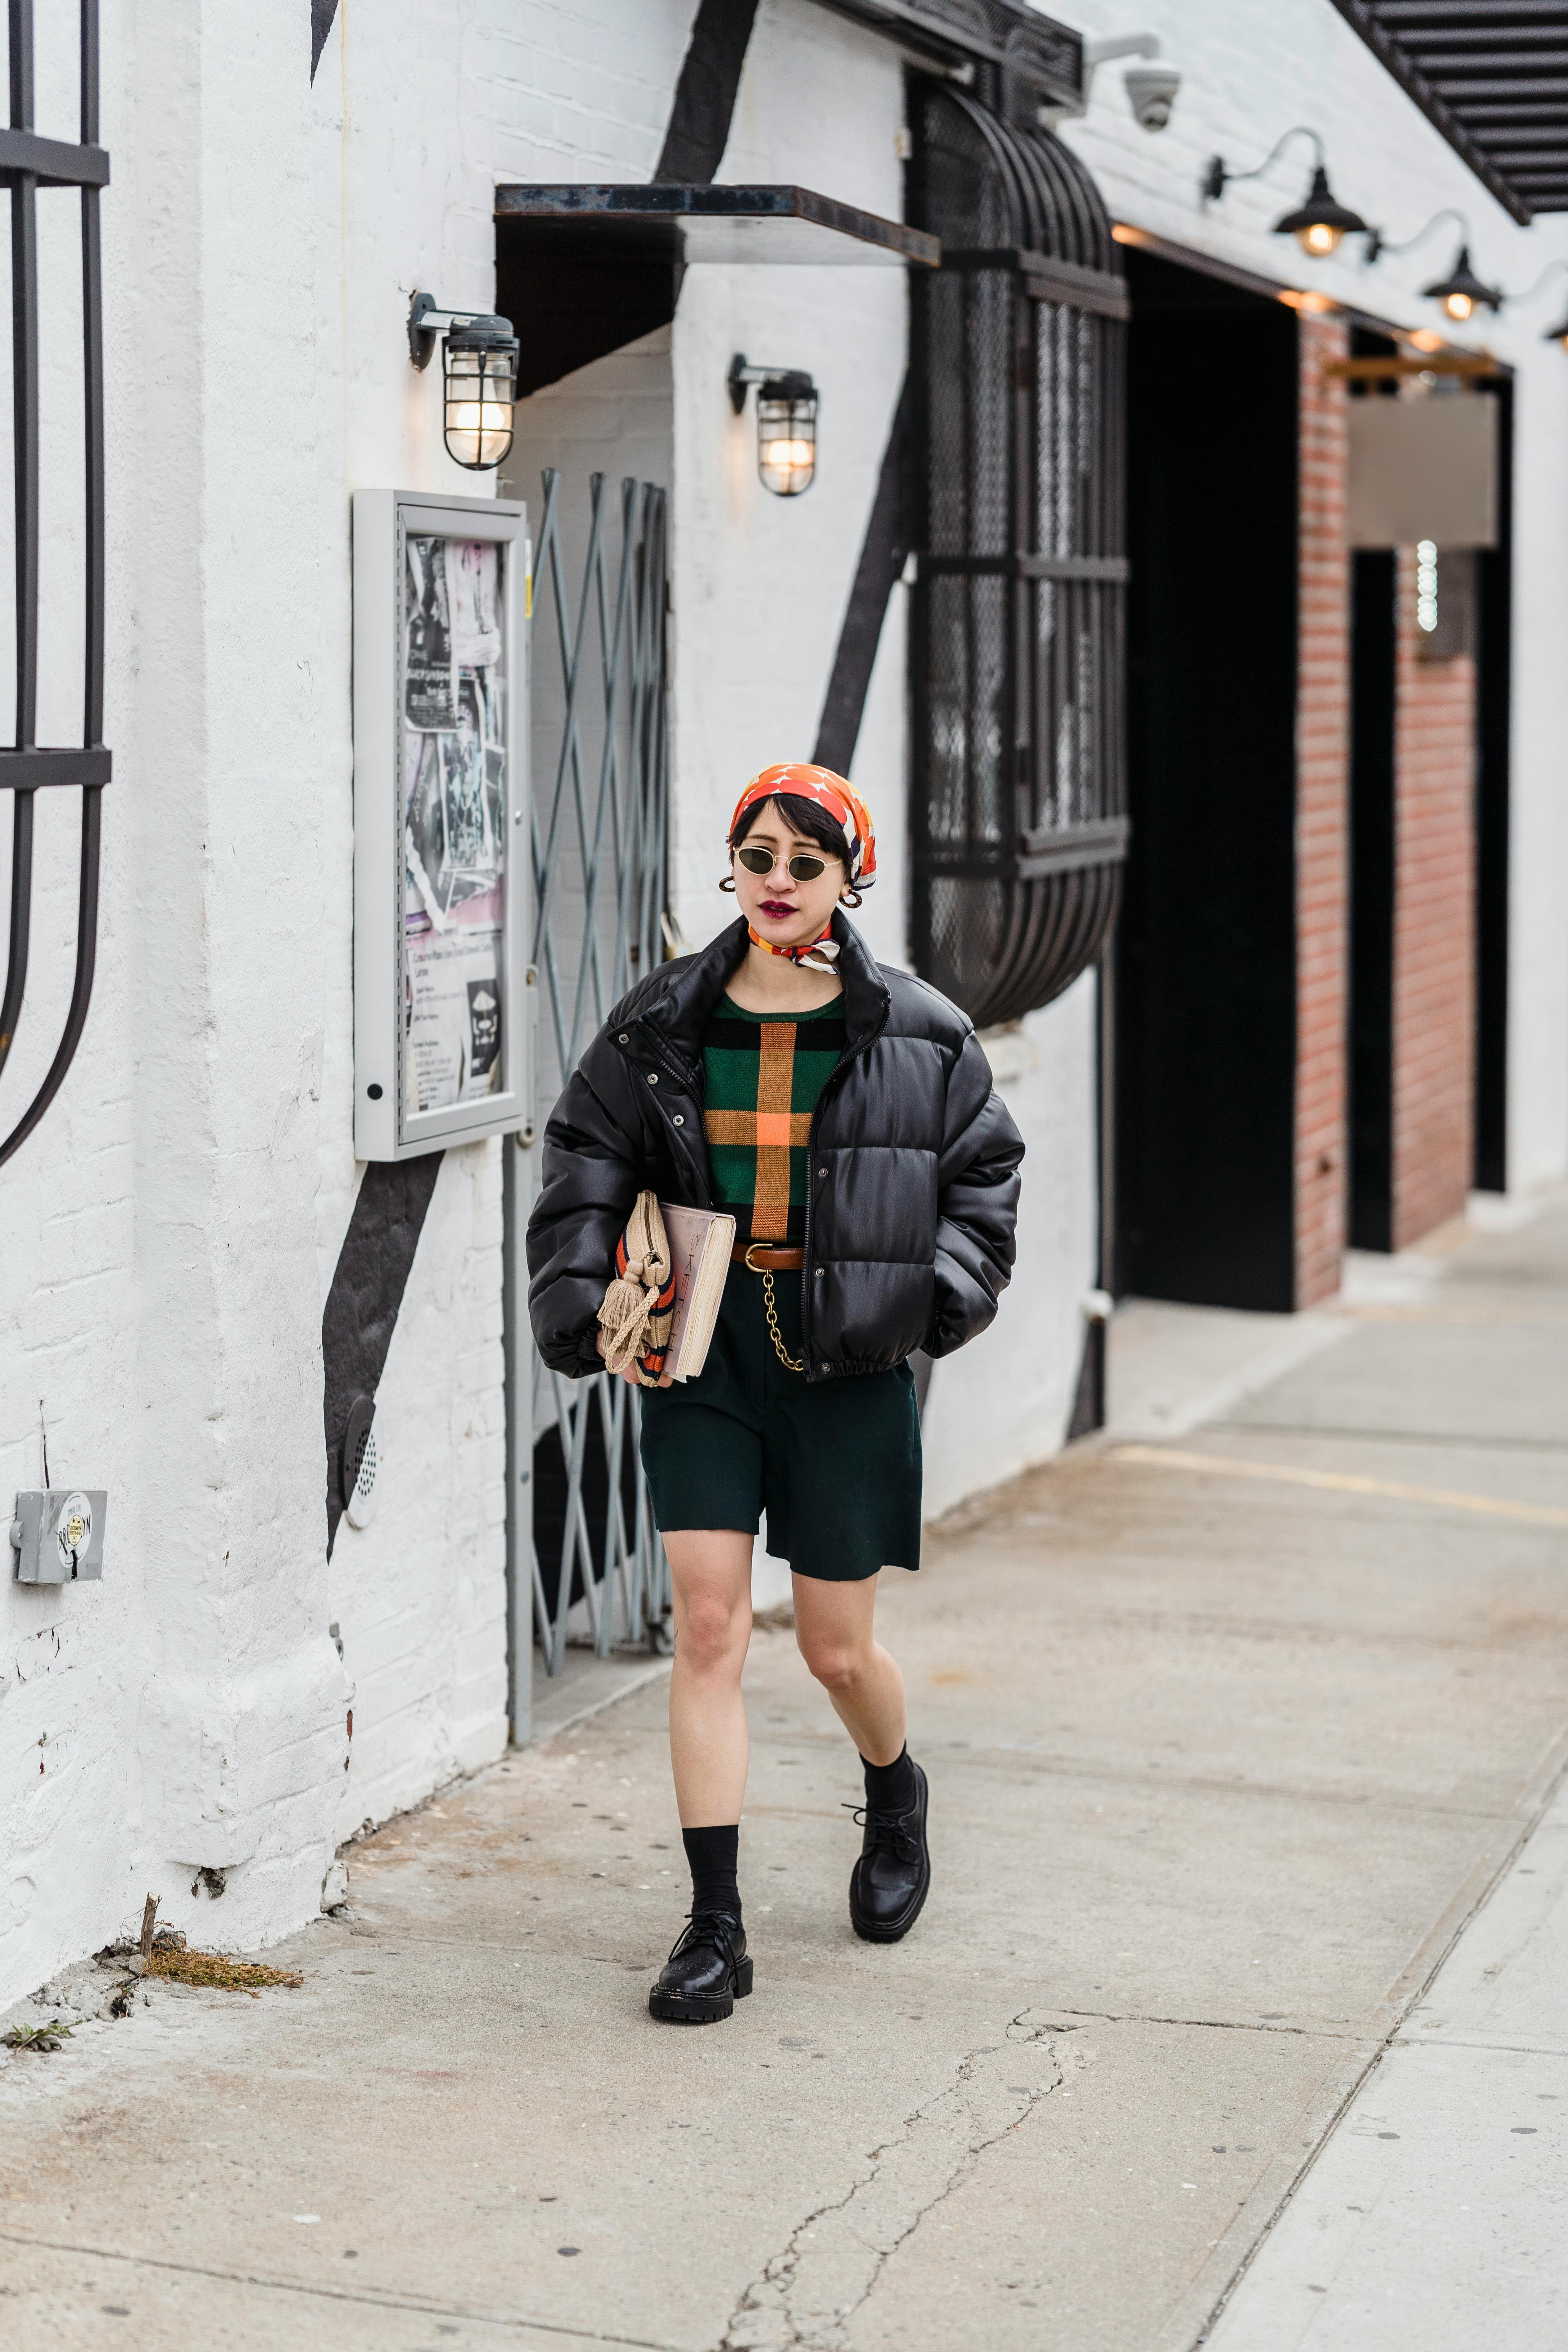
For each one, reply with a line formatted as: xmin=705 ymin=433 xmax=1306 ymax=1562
xmin=1390 ymin=548 xmax=1475 ymax=1250
xmin=1294 ymin=314 xmax=1350 ymax=1309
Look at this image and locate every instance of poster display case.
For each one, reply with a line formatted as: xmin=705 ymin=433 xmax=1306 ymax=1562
xmin=352 ymin=490 xmax=531 ymax=1159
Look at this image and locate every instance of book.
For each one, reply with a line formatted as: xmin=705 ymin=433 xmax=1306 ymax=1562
xmin=661 ymin=1203 xmax=735 ymax=1381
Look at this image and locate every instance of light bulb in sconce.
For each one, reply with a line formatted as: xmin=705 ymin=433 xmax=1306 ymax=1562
xmin=1421 ymin=245 xmax=1500 ymax=326
xmin=729 ymin=355 xmax=818 ymax=497
xmin=1274 ymin=165 xmax=1367 ymax=260
xmin=408 ymin=293 xmax=520 ymax=472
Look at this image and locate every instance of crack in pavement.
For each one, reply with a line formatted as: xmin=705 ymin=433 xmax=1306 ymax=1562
xmin=1043 ymin=2004 xmax=1362 ymax=2039
xmin=715 ymin=2009 xmax=1071 ymax=2352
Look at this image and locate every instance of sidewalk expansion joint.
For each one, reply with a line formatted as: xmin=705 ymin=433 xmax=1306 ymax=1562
xmin=1111 ymin=1444 xmax=1568 ymax=1532
xmin=0 ymin=2228 xmax=685 ymax=2349
xmin=1206 ymin=1418 xmax=1568 ymax=1455
xmin=715 ymin=2009 xmax=1067 ymax=2352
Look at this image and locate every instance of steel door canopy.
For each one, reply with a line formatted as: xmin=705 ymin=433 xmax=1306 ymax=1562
xmin=493 ymin=183 xmax=940 ymax=269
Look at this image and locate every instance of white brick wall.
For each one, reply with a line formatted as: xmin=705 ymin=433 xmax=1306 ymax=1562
xmin=5 ymin=0 xmax=1566 ymax=2005
xmin=491 ymin=0 xmax=698 ymax=178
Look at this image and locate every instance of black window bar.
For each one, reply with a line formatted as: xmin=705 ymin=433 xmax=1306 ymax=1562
xmin=907 ymin=73 xmax=1127 ymax=1028
xmin=0 ymin=0 xmax=110 ymax=1168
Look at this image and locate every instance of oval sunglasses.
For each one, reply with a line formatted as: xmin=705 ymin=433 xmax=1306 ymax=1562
xmin=734 ymin=844 xmax=835 ymax=882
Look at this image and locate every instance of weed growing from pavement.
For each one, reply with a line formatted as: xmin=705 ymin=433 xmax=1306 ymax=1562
xmin=144 ymin=1949 xmax=303 ymax=1994
xmin=4 ymin=2020 xmax=76 ymax=2052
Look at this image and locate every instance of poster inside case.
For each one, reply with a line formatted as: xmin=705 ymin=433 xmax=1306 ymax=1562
xmin=353 ymin=491 xmax=531 ymax=1160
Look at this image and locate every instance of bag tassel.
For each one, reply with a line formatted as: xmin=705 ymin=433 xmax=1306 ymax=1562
xmin=597 ymin=1192 xmax=675 ymax=1379
xmin=598 ymin=1254 xmax=658 ymax=1373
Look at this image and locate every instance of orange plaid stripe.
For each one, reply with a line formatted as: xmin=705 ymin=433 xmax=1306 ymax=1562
xmin=703 ymin=995 xmax=845 ymax=1245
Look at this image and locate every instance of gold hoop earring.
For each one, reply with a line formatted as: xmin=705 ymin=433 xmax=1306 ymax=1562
xmin=840 ymin=886 xmax=863 ymax=910
xmin=719 ymin=874 xmax=737 ymax=893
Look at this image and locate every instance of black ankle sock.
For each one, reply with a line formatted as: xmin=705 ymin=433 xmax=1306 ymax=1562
xmin=861 ymin=1745 xmax=916 ymax=1815
xmin=682 ymin=1824 xmax=741 ymax=1924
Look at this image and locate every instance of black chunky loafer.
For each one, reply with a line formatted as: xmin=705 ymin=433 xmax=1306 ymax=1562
xmin=848 ymin=1759 xmax=930 ymax=1943
xmin=648 ymin=1911 xmax=752 ymax=2024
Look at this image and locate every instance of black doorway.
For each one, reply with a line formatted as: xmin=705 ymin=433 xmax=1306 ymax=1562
xmin=1474 ymin=377 xmax=1512 ymax=1192
xmin=1346 ymin=328 xmax=1399 ymax=1254
xmin=1348 ymin=545 xmax=1396 ymax=1251
xmin=1114 ymin=251 xmax=1300 ymax=1311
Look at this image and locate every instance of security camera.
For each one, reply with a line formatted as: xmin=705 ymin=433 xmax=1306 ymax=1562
xmin=1125 ymin=60 xmax=1180 ymax=132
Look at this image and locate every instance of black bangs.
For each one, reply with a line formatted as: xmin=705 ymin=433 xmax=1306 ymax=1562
xmin=729 ymin=791 xmax=846 ymax=863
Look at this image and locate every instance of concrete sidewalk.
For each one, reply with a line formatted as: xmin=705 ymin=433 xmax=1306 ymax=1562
xmin=3 ymin=1196 xmax=1567 ymax=2351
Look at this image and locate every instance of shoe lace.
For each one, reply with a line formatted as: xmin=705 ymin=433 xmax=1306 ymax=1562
xmin=843 ymin=1801 xmax=922 ymax=1866
xmin=668 ymin=1907 xmax=742 ymax=1965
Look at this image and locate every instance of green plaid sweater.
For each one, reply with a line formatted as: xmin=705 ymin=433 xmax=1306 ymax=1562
xmin=703 ymin=995 xmax=847 ymax=1244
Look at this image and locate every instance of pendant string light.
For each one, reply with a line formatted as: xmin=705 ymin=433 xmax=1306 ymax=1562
xmin=1203 ymin=127 xmax=1369 ymax=258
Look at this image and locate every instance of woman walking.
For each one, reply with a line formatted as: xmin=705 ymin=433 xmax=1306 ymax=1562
xmin=527 ymin=764 xmax=1023 ymax=2023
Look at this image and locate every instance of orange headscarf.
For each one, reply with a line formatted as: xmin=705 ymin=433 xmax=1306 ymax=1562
xmin=727 ymin=763 xmax=876 ymax=891
xmin=727 ymin=763 xmax=875 ymax=971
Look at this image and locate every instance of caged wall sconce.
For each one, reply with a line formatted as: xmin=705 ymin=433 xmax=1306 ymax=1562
xmin=1203 ymin=129 xmax=1368 ymax=259
xmin=408 ymin=293 xmax=520 ymax=471
xmin=728 ymin=354 xmax=818 ymax=497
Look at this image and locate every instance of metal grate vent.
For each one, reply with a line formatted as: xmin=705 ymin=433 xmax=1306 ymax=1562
xmin=908 ymin=79 xmax=1128 ymax=1027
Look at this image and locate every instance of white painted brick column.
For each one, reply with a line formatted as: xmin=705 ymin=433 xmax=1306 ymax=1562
xmin=124 ymin=1 xmax=346 ymax=1950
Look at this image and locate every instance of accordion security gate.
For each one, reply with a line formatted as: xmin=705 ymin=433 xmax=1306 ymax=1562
xmin=508 ymin=469 xmax=671 ymax=1695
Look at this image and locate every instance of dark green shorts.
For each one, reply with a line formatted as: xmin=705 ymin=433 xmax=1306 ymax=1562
xmin=639 ymin=1265 xmax=922 ymax=1583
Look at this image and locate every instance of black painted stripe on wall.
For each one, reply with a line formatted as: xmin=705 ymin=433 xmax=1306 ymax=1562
xmin=657 ymin=0 xmax=760 ymax=180
xmin=322 ymin=1156 xmax=443 ymax=1555
xmin=813 ymin=377 xmax=910 ymax=775
xmin=310 ymin=0 xmax=338 ymax=82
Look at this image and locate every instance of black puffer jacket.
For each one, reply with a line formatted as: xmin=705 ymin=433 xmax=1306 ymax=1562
xmin=526 ymin=914 xmax=1024 ymax=1382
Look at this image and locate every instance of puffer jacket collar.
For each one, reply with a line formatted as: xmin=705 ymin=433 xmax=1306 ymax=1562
xmin=635 ymin=912 xmax=891 ymax=1075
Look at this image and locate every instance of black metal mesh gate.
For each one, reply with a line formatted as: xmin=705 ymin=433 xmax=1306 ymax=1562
xmin=908 ymin=78 xmax=1127 ymax=1027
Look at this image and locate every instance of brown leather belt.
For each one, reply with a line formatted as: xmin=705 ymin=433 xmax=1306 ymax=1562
xmin=731 ymin=1240 xmax=804 ymax=1272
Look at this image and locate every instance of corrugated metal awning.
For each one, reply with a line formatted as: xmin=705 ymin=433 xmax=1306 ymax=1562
xmin=1330 ymin=2 xmax=1568 ymax=222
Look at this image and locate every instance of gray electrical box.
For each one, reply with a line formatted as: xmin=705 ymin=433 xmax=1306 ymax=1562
xmin=10 ymin=1490 xmax=107 ymax=1584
